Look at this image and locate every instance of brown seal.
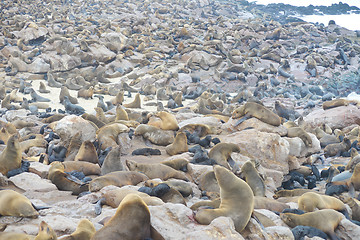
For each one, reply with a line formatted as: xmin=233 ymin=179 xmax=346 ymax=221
xmin=232 ymin=102 xmax=281 ymax=126
xmin=0 ymin=127 xmax=11 ymax=144
xmin=148 ymin=111 xmax=179 ymax=131
xmin=60 ymin=219 xmax=96 ymax=240
xmin=96 ymin=123 xmax=129 ymax=150
xmin=339 ymin=195 xmax=360 ymax=221
xmin=346 ymin=148 xmax=360 ymax=171
xmin=115 ymin=105 xmax=129 ymax=121
xmin=208 ymin=143 xmax=240 ymax=169
xmin=0 ymin=134 xmax=22 ymax=176
xmin=110 ymin=90 xmax=124 ymax=105
xmin=350 ymin=162 xmax=360 ymax=190
xmin=273 ymin=189 xmax=315 ymax=199
xmin=126 ymin=160 xmax=189 ymax=181
xmin=0 ymin=221 xmax=57 ymax=240
xmin=19 ymin=135 xmax=47 ymax=153
xmin=48 ymin=162 xmax=88 ymax=195
xmin=74 ymin=140 xmax=98 ymax=164
xmin=160 ymin=158 xmax=188 ymax=171
xmin=195 ymin=166 xmax=254 ymax=233
xmin=298 ymin=192 xmax=346 ymax=212
xmin=65 ymin=132 xmax=83 ymax=161
xmin=59 ymin=86 xmax=78 ymax=104
xmin=254 ymin=197 xmax=290 ymax=212
xmin=198 ymin=170 xmax=220 ymax=195
xmin=134 ymin=124 xmax=174 ymax=146
xmin=280 ymin=209 xmax=343 ymax=240
xmin=324 ymin=137 xmax=351 ymax=157
xmin=286 ymin=127 xmax=313 ymax=147
xmin=77 ymin=86 xmax=94 ymax=99
xmin=179 ymin=124 xmax=212 ymax=137
xmin=94 ymin=107 xmax=110 ymax=124
xmin=101 ymin=146 xmax=124 ymax=175
xmin=0 ymin=190 xmax=38 ymax=218
xmin=91 ymin=194 xmax=163 ymax=240
xmin=241 ymin=161 xmax=265 ymax=197
xmin=62 ymin=161 xmax=101 ymax=176
xmin=89 ymin=171 xmax=149 ymax=192
xmin=323 ymin=99 xmax=350 ymax=110
xmin=38 ymin=81 xmax=50 ymax=94
xmin=123 ymin=93 xmax=141 ymax=108
xmin=82 ymin=113 xmax=106 ymax=128
xmin=165 ymin=132 xmax=188 ymax=156
xmin=42 ymin=114 xmax=66 ymax=123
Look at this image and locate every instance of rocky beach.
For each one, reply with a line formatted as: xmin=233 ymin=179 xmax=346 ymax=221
xmin=1 ymin=0 xmax=360 ymax=239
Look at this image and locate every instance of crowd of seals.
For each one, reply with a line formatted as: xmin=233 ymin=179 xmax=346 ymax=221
xmin=1 ymin=0 xmax=360 ymax=238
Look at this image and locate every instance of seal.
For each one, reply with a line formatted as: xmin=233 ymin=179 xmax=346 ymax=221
xmin=232 ymin=102 xmax=281 ymax=126
xmin=94 ymin=107 xmax=109 ymax=124
xmin=77 ymin=86 xmax=94 ymax=99
xmin=346 ymin=148 xmax=360 ymax=171
xmin=134 ymin=124 xmax=174 ymax=146
xmin=350 ymin=163 xmax=360 ymax=190
xmin=324 ymin=138 xmax=351 ymax=157
xmin=110 ymin=90 xmax=124 ymax=105
xmin=280 ymin=209 xmax=343 ymax=240
xmin=298 ymin=192 xmax=347 ymax=214
xmin=160 ymin=158 xmax=188 ymax=172
xmin=0 ymin=134 xmax=22 ymax=176
xmin=62 ymin=161 xmax=101 ymax=176
xmin=208 ymin=142 xmax=240 ymax=169
xmin=339 ymin=195 xmax=360 ymax=221
xmin=74 ymin=140 xmax=98 ymax=164
xmin=82 ymin=113 xmax=106 ymax=128
xmin=89 ymin=171 xmax=149 ymax=192
xmin=115 ymin=105 xmax=129 ymax=121
xmin=241 ymin=161 xmax=265 ymax=197
xmin=65 ymin=132 xmax=82 ymax=161
xmin=123 ymin=92 xmax=141 ymax=108
xmin=254 ymin=197 xmax=289 ymax=212
xmin=323 ymin=99 xmax=350 ymax=110
xmin=145 ymin=179 xmax=193 ymax=197
xmin=286 ymin=127 xmax=313 ymax=147
xmin=60 ymin=86 xmax=78 ymax=104
xmin=101 ymin=146 xmax=124 ymax=175
xmin=195 ymin=166 xmax=254 ymax=233
xmin=48 ymin=162 xmax=89 ymax=195
xmin=148 ymin=111 xmax=179 ymax=131
xmin=96 ymin=123 xmax=129 ymax=150
xmin=165 ymin=132 xmax=188 ymax=156
xmin=274 ymin=100 xmax=300 ymax=120
xmin=0 ymin=127 xmax=11 ymax=144
xmin=0 ymin=190 xmax=38 ymax=218
xmin=91 ymin=194 xmax=162 ymax=240
xmin=38 ymin=81 xmax=50 ymax=94
xmin=60 ymin=219 xmax=96 ymax=240
xmin=291 ymin=225 xmax=328 ymax=240
xmin=273 ymin=189 xmax=315 ymax=199
xmin=0 ymin=221 xmax=57 ymax=240
xmin=29 ymin=88 xmax=51 ymax=102
xmin=179 ymin=123 xmax=212 ymax=137
xmin=126 ymin=160 xmax=189 ymax=181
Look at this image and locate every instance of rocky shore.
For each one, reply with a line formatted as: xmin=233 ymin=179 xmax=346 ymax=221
xmin=1 ymin=0 xmax=360 ymax=239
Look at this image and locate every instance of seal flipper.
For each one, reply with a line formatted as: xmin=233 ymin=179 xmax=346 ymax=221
xmin=251 ymin=212 xmax=265 ymax=230
xmin=349 ymin=182 xmax=356 ymax=198
xmin=32 ymin=203 xmax=51 ymax=211
xmin=328 ymin=232 xmax=341 ymax=240
xmin=95 ymin=197 xmax=106 ymax=215
xmin=234 ymin=114 xmax=251 ymax=127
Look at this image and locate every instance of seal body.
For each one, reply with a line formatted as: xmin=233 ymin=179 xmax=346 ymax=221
xmin=232 ymin=102 xmax=281 ymax=126
xmin=0 ymin=134 xmax=22 ymax=175
xmin=0 ymin=190 xmax=38 ymax=217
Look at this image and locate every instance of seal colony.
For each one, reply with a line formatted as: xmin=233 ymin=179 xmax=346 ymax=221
xmin=1 ymin=0 xmax=360 ymax=238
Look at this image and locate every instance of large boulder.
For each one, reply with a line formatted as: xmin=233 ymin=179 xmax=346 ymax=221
xmin=88 ymin=43 xmax=116 ymax=63
xmin=9 ymin=172 xmax=57 ymax=192
xmin=336 ymin=219 xmax=360 ymax=240
xmin=304 ymin=105 xmax=360 ymax=129
xmin=48 ymin=54 xmax=81 ymax=71
xmin=222 ymin=129 xmax=290 ymax=173
xmin=54 ymin=115 xmax=97 ymax=142
xmin=222 ymin=117 xmax=288 ymax=136
xmin=13 ymin=26 xmax=48 ymax=42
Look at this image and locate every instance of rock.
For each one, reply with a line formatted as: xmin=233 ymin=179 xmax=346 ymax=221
xmin=13 ymin=26 xmax=48 ymax=42
xmin=263 ymin=168 xmax=284 ymax=189
xmin=88 ymin=43 xmax=116 ymax=63
xmin=265 ymin=226 xmax=295 ymax=240
xmin=187 ymin=163 xmax=213 ymax=184
xmin=186 ymin=217 xmax=245 ymax=240
xmin=284 ymin=137 xmax=306 ymax=157
xmin=9 ymin=172 xmax=57 ymax=192
xmin=117 ymin=132 xmax=131 ymax=155
xmin=254 ymin=209 xmax=288 ymax=227
xmin=28 ymin=58 xmax=51 ymax=73
xmin=48 ymin=54 xmax=81 ymax=71
xmin=54 ymin=115 xmax=97 ymax=142
xmin=4 ymin=109 xmax=30 ymax=121
xmin=26 ymin=147 xmax=46 ymax=157
xmin=304 ymin=105 xmax=360 ymax=129
xmin=222 ymin=129 xmax=290 ymax=173
xmin=223 ymin=117 xmax=288 ymax=136
xmin=29 ymin=162 xmax=51 ymax=178
xmin=336 ymin=219 xmax=360 ymax=240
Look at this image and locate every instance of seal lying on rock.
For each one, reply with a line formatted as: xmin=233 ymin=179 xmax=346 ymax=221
xmin=0 ymin=190 xmax=39 ymax=218
xmin=232 ymin=102 xmax=281 ymax=126
xmin=0 ymin=221 xmax=57 ymax=240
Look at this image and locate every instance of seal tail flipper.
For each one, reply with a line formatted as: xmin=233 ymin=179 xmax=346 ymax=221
xmin=349 ymin=182 xmax=355 ymax=198
xmin=328 ymin=232 xmax=341 ymax=240
xmin=32 ymin=203 xmax=51 ymax=211
xmin=95 ymin=197 xmax=106 ymax=215
xmin=234 ymin=114 xmax=250 ymax=127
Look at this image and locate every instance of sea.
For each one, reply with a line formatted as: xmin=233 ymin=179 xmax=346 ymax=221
xmin=248 ymin=0 xmax=360 ymax=31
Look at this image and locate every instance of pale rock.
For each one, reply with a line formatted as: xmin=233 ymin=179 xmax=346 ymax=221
xmin=42 ymin=199 xmax=96 ymax=218
xmin=54 ymin=115 xmax=97 ymax=142
xmin=187 ymin=163 xmax=213 ymax=184
xmin=8 ymin=56 xmax=28 ymax=71
xmin=284 ymin=137 xmax=305 ymax=157
xmin=336 ymin=219 xmax=360 ymax=240
xmin=263 ymin=168 xmax=283 ymax=189
xmin=242 ymin=218 xmax=270 ymax=240
xmin=13 ymin=26 xmax=48 ymax=42
xmin=5 ymin=109 xmax=30 ymax=121
xmin=175 ymin=73 xmax=192 ymax=89
xmin=26 ymin=146 xmax=46 ymax=157
xmin=88 ymin=43 xmax=116 ymax=63
xmin=117 ymin=132 xmax=131 ymax=154
xmin=254 ymin=209 xmax=288 ymax=227
xmin=102 ymin=32 xmax=127 ymax=51
xmin=304 ymin=105 xmax=360 ymax=129
xmin=222 ymin=129 xmax=290 ymax=173
xmin=186 ymin=217 xmax=245 ymax=240
xmin=28 ymin=58 xmax=50 ymax=73
xmin=9 ymin=172 xmax=57 ymax=192
xmin=223 ymin=117 xmax=288 ymax=136
xmin=29 ymin=161 xmax=51 ymax=176
xmin=265 ymin=226 xmax=295 ymax=240
xmin=48 ymin=54 xmax=81 ymax=71
xmin=163 ymin=152 xmax=192 ymax=162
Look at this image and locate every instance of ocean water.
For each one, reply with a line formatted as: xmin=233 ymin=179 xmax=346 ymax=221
xmin=248 ymin=0 xmax=360 ymax=31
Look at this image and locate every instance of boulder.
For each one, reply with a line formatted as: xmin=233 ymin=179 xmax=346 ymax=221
xmin=88 ymin=43 xmax=116 ymax=63
xmin=4 ymin=109 xmax=30 ymax=121
xmin=223 ymin=117 xmax=288 ymax=136
xmin=336 ymin=219 xmax=360 ymax=240
xmin=304 ymin=105 xmax=360 ymax=129
xmin=222 ymin=129 xmax=290 ymax=173
xmin=265 ymin=226 xmax=295 ymax=240
xmin=13 ymin=26 xmax=48 ymax=42
xmin=48 ymin=54 xmax=81 ymax=71
xmin=9 ymin=172 xmax=57 ymax=192
xmin=28 ymin=58 xmax=51 ymax=73
xmin=54 ymin=115 xmax=97 ymax=142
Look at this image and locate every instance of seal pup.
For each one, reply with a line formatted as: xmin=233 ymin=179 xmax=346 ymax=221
xmin=298 ymin=192 xmax=347 ymax=214
xmin=148 ymin=111 xmax=179 ymax=131
xmin=241 ymin=161 xmax=265 ymax=197
xmin=195 ymin=166 xmax=254 ymax=233
xmin=78 ymin=86 xmax=94 ymax=99
xmin=0 ymin=134 xmax=22 ymax=176
xmin=91 ymin=194 xmax=161 ymax=240
xmin=0 ymin=221 xmax=57 ymax=240
xmin=74 ymin=140 xmax=98 ymax=164
xmin=134 ymin=124 xmax=174 ymax=146
xmin=0 ymin=190 xmax=39 ymax=218
xmin=38 ymin=81 xmax=50 ymax=94
xmin=60 ymin=86 xmax=78 ymax=104
xmin=60 ymin=219 xmax=95 ymax=240
xmin=232 ymin=102 xmax=281 ymax=126
xmin=165 ymin=132 xmax=188 ymax=156
xmin=63 ymin=96 xmax=85 ymax=115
